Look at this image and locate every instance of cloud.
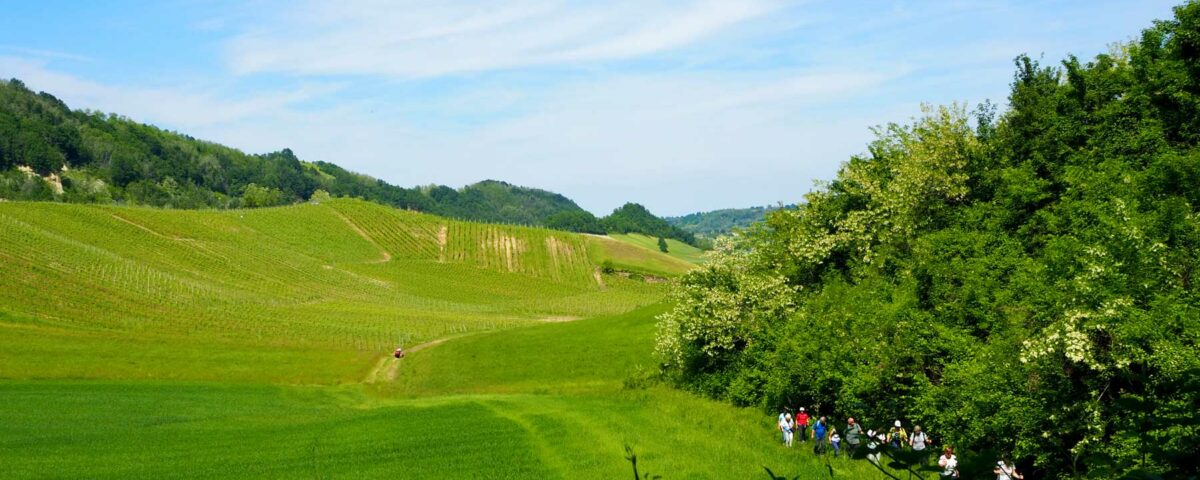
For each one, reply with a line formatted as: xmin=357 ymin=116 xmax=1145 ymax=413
xmin=0 ymin=46 xmax=93 ymax=63
xmin=225 ymin=0 xmax=776 ymax=78
xmin=1 ymin=50 xmax=907 ymax=215
xmin=0 ymin=56 xmax=338 ymax=129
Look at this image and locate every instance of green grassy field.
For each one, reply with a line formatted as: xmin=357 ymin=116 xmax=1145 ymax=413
xmin=0 ymin=200 xmax=896 ymax=478
xmin=0 ymin=305 xmax=895 ymax=479
xmin=608 ymin=233 xmax=708 ymax=264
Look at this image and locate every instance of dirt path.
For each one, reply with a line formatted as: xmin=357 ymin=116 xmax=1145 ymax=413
xmin=362 ymin=315 xmax=587 ymax=384
xmin=362 ymin=335 xmax=468 ymax=384
xmin=329 ymin=209 xmax=392 ymax=263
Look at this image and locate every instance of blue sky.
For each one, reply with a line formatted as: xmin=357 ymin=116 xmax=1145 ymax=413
xmin=0 ymin=1 xmax=1181 ymax=216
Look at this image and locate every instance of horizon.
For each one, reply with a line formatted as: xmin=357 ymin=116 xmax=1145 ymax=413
xmin=0 ymin=0 xmax=1180 ymax=216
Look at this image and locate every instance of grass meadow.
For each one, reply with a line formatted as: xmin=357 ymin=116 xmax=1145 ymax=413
xmin=0 ymin=201 xmax=897 ymax=478
xmin=0 ymin=305 xmax=895 ymax=479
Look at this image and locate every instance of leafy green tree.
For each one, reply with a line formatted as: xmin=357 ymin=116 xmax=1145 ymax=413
xmin=657 ymin=236 xmax=668 ymax=253
xmin=602 ymin=203 xmax=698 ymax=246
xmin=656 ymin=5 xmax=1200 ymax=476
xmin=545 ymin=210 xmax=606 ymax=234
xmin=241 ymin=183 xmax=284 ymax=208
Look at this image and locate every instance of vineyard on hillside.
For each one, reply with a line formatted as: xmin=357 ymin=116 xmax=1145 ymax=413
xmin=0 ymin=198 xmax=675 ymax=383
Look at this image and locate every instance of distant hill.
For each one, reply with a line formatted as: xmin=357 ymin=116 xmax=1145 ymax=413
xmin=0 ymin=78 xmax=694 ymax=244
xmin=667 ymin=205 xmax=786 ymax=238
xmin=422 ymin=180 xmax=587 ymax=226
xmin=602 ymin=202 xmax=696 ymax=246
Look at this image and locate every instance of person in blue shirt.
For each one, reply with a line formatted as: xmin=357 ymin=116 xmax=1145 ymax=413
xmin=812 ymin=416 xmax=829 ymax=455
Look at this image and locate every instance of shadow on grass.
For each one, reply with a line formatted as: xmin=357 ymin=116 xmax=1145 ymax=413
xmin=625 ymin=445 xmax=662 ymax=480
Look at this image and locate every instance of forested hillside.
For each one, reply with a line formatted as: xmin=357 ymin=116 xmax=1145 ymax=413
xmin=656 ymin=4 xmax=1200 ymax=479
xmin=603 ymin=203 xmax=696 ymax=246
xmin=0 ymin=79 xmax=697 ymax=244
xmin=667 ymin=206 xmax=781 ymax=238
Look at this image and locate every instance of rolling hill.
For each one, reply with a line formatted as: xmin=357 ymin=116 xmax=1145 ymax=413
xmin=0 ymin=198 xmax=675 ymax=383
xmin=0 ymin=79 xmax=709 ymax=245
xmin=0 ymin=199 xmax=895 ymax=478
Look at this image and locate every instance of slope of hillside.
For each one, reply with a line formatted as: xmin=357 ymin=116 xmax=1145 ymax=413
xmin=582 ymin=234 xmax=696 ymax=276
xmin=609 ymin=233 xmax=707 ymax=264
xmin=0 ymin=198 xmax=683 ymax=383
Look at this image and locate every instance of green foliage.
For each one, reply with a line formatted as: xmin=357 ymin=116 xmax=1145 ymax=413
xmin=545 ymin=209 xmax=606 ymax=234
xmin=602 ymin=202 xmax=697 ymax=246
xmin=240 ymin=182 xmax=285 ymax=208
xmin=427 ymin=179 xmax=589 ymax=226
xmin=656 ymin=5 xmax=1200 ymax=478
xmin=657 ymin=236 xmax=668 ymax=253
xmin=667 ymin=205 xmax=784 ymax=238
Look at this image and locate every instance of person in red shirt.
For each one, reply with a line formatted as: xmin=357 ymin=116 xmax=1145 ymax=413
xmin=795 ymin=408 xmax=810 ymax=444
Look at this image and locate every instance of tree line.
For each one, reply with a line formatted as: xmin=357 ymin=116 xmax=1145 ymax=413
xmin=0 ymin=81 xmax=698 ymax=246
xmin=655 ymin=3 xmax=1200 ymax=478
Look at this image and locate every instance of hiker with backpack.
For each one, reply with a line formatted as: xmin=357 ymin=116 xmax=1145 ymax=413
xmin=909 ymin=425 xmax=930 ymax=463
xmin=794 ymin=407 xmax=810 ymax=444
xmin=830 ymin=427 xmax=842 ymax=458
xmin=844 ymin=417 xmax=864 ymax=458
xmin=888 ymin=420 xmax=908 ymax=449
xmin=994 ymin=460 xmax=1025 ymax=480
xmin=812 ymin=416 xmax=829 ymax=455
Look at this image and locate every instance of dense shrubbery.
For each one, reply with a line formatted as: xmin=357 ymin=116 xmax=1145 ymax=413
xmin=656 ymin=4 xmax=1200 ymax=478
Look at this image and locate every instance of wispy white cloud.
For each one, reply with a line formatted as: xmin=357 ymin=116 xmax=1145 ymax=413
xmin=0 ymin=0 xmax=1179 ymax=215
xmin=0 ymin=56 xmax=339 ymax=129
xmin=226 ymin=0 xmax=776 ymax=78
xmin=0 ymin=46 xmax=93 ymax=63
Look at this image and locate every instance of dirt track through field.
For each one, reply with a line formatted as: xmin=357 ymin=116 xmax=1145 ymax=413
xmin=363 ymin=334 xmax=468 ymax=384
xmin=362 ymin=315 xmax=587 ymax=384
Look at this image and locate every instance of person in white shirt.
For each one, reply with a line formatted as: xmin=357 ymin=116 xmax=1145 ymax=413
xmin=777 ymin=411 xmax=788 ymax=444
xmin=938 ymin=447 xmax=959 ymax=479
xmin=994 ymin=460 xmax=1024 ymax=480
xmin=784 ymin=413 xmax=795 ymax=447
xmin=909 ymin=425 xmax=930 ymax=463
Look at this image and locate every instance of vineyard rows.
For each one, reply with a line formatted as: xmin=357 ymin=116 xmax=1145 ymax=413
xmin=0 ymin=199 xmax=671 ymax=383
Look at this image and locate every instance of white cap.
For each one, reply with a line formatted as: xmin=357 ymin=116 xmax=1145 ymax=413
xmin=799 ymin=407 xmax=805 ymax=411
xmin=997 ymin=461 xmax=1006 ymax=466
xmin=894 ymin=420 xmax=902 ymax=427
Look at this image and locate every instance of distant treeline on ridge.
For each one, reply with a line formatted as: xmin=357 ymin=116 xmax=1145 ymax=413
xmin=0 ymin=79 xmax=697 ymax=246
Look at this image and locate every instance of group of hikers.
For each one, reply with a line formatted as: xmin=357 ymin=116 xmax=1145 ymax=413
xmin=776 ymin=408 xmax=1026 ymax=479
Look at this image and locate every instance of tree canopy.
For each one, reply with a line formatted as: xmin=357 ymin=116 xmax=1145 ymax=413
xmin=656 ymin=3 xmax=1200 ymax=478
